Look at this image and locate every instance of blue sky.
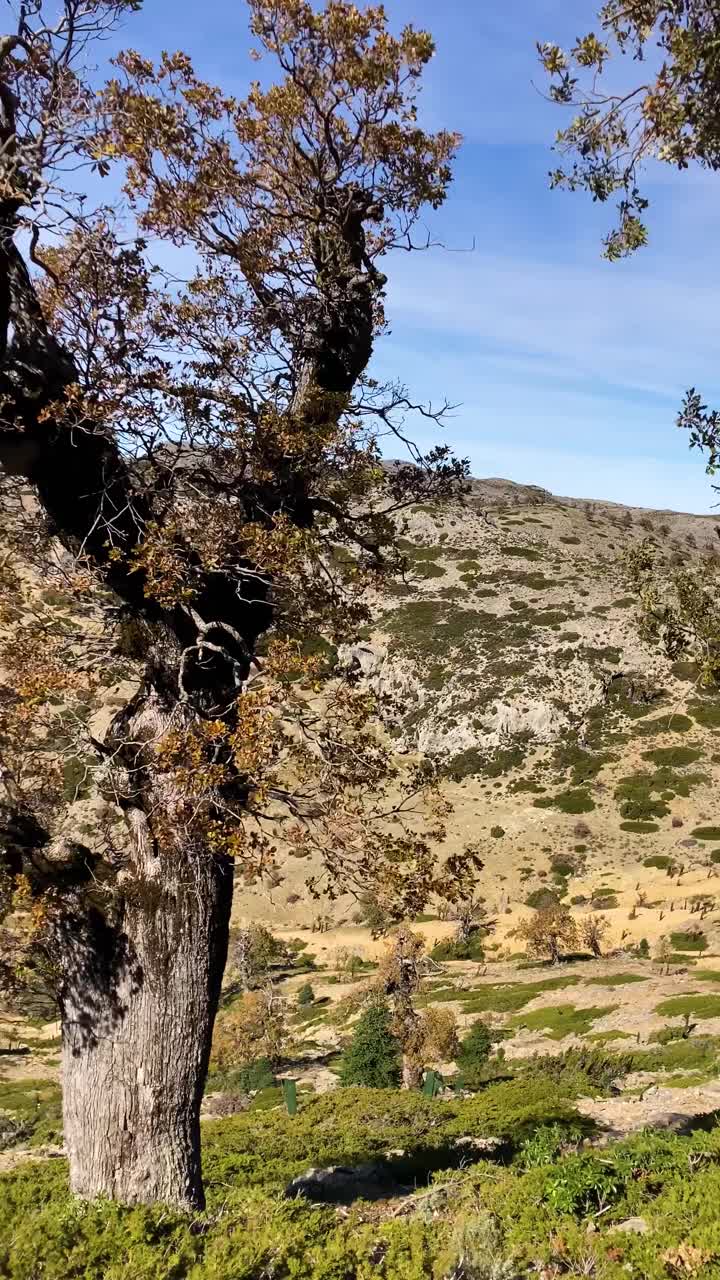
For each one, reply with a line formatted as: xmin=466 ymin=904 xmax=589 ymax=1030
xmin=107 ymin=0 xmax=720 ymax=513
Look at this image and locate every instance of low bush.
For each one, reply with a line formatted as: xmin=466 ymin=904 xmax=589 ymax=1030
xmin=648 ymin=1024 xmax=692 ymax=1046
xmin=0 ymin=1079 xmax=62 ymax=1150
xmin=510 ymin=1004 xmax=617 ymax=1040
xmin=656 ymin=994 xmax=720 ymax=1019
xmin=430 ymin=932 xmax=485 ymax=962
xmin=584 ymin=973 xmax=646 ymax=987
xmin=521 ymin=1045 xmax=635 ymax=1096
xmin=524 ymin=887 xmax=560 ymax=909
xmin=692 ymin=826 xmax=720 ymax=841
xmin=643 ymin=855 xmax=675 ymax=870
xmin=455 ymin=1020 xmax=503 ymax=1088
xmin=619 ymin=821 xmax=660 ymax=833
xmin=670 ymin=930 xmax=708 ymax=953
xmin=9 ymin=1089 xmax=720 ymax=1278
xmin=533 ymin=789 xmax=596 ymax=814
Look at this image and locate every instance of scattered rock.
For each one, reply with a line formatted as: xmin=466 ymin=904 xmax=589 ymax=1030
xmin=612 ymin=1217 xmax=649 ymax=1236
xmin=286 ymin=1161 xmax=410 ymax=1203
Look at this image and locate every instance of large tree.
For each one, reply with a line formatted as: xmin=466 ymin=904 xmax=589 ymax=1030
xmin=0 ymin=0 xmax=478 ymax=1209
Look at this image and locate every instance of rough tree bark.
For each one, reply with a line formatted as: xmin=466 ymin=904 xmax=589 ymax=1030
xmin=59 ymin=848 xmax=232 ymax=1207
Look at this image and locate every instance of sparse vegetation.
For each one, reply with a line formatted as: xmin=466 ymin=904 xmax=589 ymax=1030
xmin=511 ymin=1003 xmax=617 ymax=1040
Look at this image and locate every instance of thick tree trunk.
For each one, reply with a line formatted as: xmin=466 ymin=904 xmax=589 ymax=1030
xmin=58 ymin=824 xmax=232 ymax=1210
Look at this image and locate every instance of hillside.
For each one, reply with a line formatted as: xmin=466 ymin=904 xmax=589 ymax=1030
xmin=5 ymin=472 xmax=720 ymax=946
xmin=227 ymin=479 xmax=720 ymax=955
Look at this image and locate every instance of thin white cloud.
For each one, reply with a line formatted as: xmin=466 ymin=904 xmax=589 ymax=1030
xmin=383 ymin=249 xmax=720 ymax=404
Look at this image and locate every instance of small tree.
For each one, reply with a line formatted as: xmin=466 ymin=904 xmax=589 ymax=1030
xmin=580 ymin=913 xmax=610 ymax=959
xmin=517 ymin=905 xmax=579 ymax=965
xmin=296 ymin=982 xmax=315 ymax=1007
xmin=376 ymin=926 xmax=427 ymax=1087
xmin=212 ymin=989 xmax=288 ymax=1072
xmin=456 ymin=1020 xmax=500 ymax=1088
xmin=332 ymin=946 xmax=367 ymax=979
xmin=357 ymin=894 xmax=390 ymax=935
xmin=655 ymin=936 xmax=674 ymax=975
xmin=339 ymin=1000 xmax=402 ymax=1089
xmin=230 ymin=925 xmax=286 ymax=992
xmin=403 ymin=1006 xmax=458 ymax=1086
xmin=454 ymin=895 xmax=488 ymax=943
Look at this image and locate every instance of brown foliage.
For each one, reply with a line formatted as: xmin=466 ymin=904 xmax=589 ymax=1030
xmin=580 ymin=913 xmax=610 ymax=959
xmin=517 ymin=905 xmax=579 ymax=965
xmin=0 ymin=0 xmax=477 ymax=964
xmin=211 ymin=988 xmax=289 ymax=1071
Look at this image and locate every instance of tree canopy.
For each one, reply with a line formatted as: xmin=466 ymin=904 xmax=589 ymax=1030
xmin=539 ymin=2 xmax=720 ymax=259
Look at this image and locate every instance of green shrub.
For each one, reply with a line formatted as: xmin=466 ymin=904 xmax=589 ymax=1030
xmin=533 ymin=789 xmax=595 ymax=814
xmin=590 ymin=893 xmax=618 ymax=909
xmin=550 ymin=858 xmax=576 ymax=878
xmin=525 ymin=888 xmax=559 ymax=909
xmin=442 ymin=748 xmax=484 ymax=779
xmin=648 ymin=1024 xmax=692 ymax=1046
xmin=456 ymin=1021 xmax=501 ymax=1088
xmin=688 ymin=698 xmax=720 ymax=729
xmin=619 ymin=821 xmax=660 ymax=833
xmin=10 ymin=1088 xmax=720 ymax=1280
xmin=614 ymin=772 xmax=671 ymax=821
xmin=510 ymin=1004 xmax=617 ymax=1040
xmin=423 ymin=976 xmax=582 ymax=1017
xmin=207 ymin=1057 xmax=277 ymax=1097
xmin=656 ymin=993 xmax=720 ymax=1019
xmin=430 ymin=932 xmax=485 ymax=962
xmin=584 ymin=973 xmax=646 ymax=987
xmin=670 ymin=930 xmax=708 ymax=952
xmin=504 ymin=545 xmax=543 ymax=560
xmin=338 ymin=1001 xmax=402 ymax=1089
xmin=643 ymin=854 xmax=674 ymax=870
xmin=694 ymin=969 xmax=720 ymax=984
xmin=0 ymin=1079 xmax=62 ymax=1150
xmin=636 ymin=938 xmax=651 ymax=959
xmin=641 ymin=746 xmax=703 ymax=767
xmin=632 ymin=713 xmax=693 ymax=735
xmin=414 ymin=560 xmax=445 ymax=579
xmin=692 ymin=826 xmax=720 ymax=841
xmin=522 ymin=1045 xmax=635 ymax=1096
xmin=490 ymin=825 xmax=505 ymax=839
xmin=296 ymin=983 xmax=315 ymax=1007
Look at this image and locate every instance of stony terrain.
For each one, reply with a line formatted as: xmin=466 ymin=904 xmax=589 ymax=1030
xmin=235 ymin=477 xmax=720 ymax=950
